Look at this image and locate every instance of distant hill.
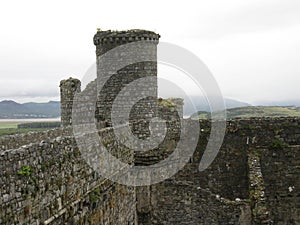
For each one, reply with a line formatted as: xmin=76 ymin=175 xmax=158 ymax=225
xmin=0 ymin=100 xmax=60 ymax=119
xmin=0 ymin=97 xmax=250 ymax=119
xmin=182 ymin=96 xmax=251 ymax=116
xmin=192 ymin=106 xmax=300 ymax=119
xmin=254 ymin=100 xmax=300 ymax=107
xmin=2 ymin=99 xmax=299 ymax=120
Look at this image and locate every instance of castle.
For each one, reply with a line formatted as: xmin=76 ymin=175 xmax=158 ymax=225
xmin=0 ymin=30 xmax=299 ymax=225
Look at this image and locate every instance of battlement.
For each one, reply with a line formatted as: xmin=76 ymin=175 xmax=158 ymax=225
xmin=93 ymin=29 xmax=160 ymax=45
xmin=94 ymin=29 xmax=160 ymax=56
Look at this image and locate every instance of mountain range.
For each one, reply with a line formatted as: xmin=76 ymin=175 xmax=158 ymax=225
xmin=0 ymin=98 xmax=299 ymax=119
xmin=0 ymin=98 xmax=248 ymax=119
xmin=0 ymin=100 xmax=60 ymax=119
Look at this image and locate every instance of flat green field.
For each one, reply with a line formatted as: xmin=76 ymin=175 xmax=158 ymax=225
xmin=0 ymin=120 xmax=59 ymax=136
xmin=0 ymin=121 xmax=22 ymax=129
xmin=0 ymin=127 xmax=50 ymax=136
xmin=192 ymin=106 xmax=300 ymax=120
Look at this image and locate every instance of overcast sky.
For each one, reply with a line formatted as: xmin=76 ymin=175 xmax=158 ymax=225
xmin=0 ymin=0 xmax=299 ymax=105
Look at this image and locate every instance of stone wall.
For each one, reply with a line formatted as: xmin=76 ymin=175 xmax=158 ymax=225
xmin=260 ymin=146 xmax=300 ymax=224
xmin=136 ymin=117 xmax=300 ymax=225
xmin=1 ymin=27 xmax=299 ymax=224
xmin=0 ymin=117 xmax=299 ymax=224
xmin=0 ymin=128 xmax=71 ymax=151
xmin=0 ymin=128 xmax=136 ymax=225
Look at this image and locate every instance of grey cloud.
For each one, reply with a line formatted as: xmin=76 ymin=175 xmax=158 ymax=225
xmin=195 ymin=0 xmax=300 ymax=39
xmin=0 ymin=79 xmax=59 ymax=98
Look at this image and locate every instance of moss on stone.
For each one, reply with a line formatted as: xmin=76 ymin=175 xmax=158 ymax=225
xmin=269 ymin=138 xmax=288 ymax=150
xmin=18 ymin=165 xmax=32 ymax=176
xmin=89 ymin=188 xmax=101 ymax=203
xmin=158 ymin=98 xmax=183 ymax=109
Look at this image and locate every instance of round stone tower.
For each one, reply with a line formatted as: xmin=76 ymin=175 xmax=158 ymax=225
xmin=60 ymin=77 xmax=81 ymax=127
xmin=93 ymin=29 xmax=160 ymax=135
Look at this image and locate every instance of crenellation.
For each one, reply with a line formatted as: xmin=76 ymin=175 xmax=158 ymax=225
xmin=93 ymin=30 xmax=160 ymax=43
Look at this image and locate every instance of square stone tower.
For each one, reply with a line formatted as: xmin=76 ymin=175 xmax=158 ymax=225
xmin=60 ymin=77 xmax=81 ymax=127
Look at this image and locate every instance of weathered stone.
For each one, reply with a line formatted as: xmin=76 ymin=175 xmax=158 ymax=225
xmin=0 ymin=29 xmax=299 ymax=225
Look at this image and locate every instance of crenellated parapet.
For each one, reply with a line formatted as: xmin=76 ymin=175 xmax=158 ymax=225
xmin=94 ymin=29 xmax=160 ymax=55
xmin=94 ymin=29 xmax=160 ymax=43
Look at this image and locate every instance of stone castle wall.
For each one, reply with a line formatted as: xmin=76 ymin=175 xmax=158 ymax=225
xmin=0 ymin=128 xmax=71 ymax=151
xmin=140 ymin=117 xmax=300 ymax=225
xmin=0 ymin=117 xmax=299 ymax=224
xmin=1 ymin=28 xmax=299 ymax=225
xmin=0 ymin=127 xmax=136 ymax=225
